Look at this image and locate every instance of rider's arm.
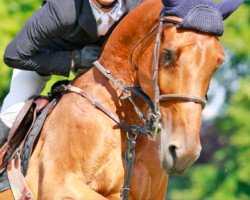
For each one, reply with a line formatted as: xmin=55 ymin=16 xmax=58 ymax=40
xmin=3 ymin=0 xmax=76 ymax=77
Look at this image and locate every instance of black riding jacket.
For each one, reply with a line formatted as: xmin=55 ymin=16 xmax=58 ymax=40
xmin=3 ymin=0 xmax=127 ymax=77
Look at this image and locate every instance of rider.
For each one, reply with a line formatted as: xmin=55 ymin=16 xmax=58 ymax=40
xmin=0 ymin=0 xmax=141 ymax=191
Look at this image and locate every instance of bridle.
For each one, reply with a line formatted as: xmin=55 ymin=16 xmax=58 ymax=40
xmin=131 ymin=15 xmax=206 ymax=115
xmin=153 ymin=16 xmax=206 ymax=120
xmin=128 ymin=15 xmax=207 ymax=139
xmin=66 ymin=15 xmax=207 ymax=200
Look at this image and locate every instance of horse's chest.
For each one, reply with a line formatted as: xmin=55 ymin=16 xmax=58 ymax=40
xmin=87 ymin=158 xmax=125 ymax=194
xmin=91 ymin=160 xmax=164 ymax=199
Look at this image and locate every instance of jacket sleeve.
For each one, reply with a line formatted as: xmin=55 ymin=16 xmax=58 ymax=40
xmin=3 ymin=0 xmax=76 ymax=77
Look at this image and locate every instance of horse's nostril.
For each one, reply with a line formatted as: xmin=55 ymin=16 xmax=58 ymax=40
xmin=169 ymin=145 xmax=177 ymax=161
xmin=169 ymin=145 xmax=177 ymax=153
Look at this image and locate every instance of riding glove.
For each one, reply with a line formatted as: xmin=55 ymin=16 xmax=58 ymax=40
xmin=71 ymin=45 xmax=101 ymax=73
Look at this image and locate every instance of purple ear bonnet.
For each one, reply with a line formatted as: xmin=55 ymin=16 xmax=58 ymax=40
xmin=162 ymin=0 xmax=224 ymax=36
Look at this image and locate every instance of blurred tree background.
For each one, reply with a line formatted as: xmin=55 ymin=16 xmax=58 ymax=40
xmin=0 ymin=0 xmax=249 ymax=199
xmin=0 ymin=0 xmax=66 ymax=103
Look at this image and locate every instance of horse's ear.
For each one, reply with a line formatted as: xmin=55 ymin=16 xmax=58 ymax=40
xmin=216 ymin=0 xmax=244 ymax=20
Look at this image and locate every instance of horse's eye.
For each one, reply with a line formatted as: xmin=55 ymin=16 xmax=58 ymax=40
xmin=160 ymin=49 xmax=173 ymax=67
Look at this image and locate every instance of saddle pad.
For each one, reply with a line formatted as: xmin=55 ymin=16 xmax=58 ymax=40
xmin=0 ymin=99 xmax=54 ymax=192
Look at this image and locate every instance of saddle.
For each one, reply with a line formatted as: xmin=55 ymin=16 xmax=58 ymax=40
xmin=0 ymin=97 xmax=49 ymax=170
xmin=0 ymin=80 xmax=69 ymax=199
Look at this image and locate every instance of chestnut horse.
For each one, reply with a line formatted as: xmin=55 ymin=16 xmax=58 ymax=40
xmin=2 ymin=0 xmax=240 ymax=199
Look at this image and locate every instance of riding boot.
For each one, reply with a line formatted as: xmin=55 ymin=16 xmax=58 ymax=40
xmin=0 ymin=119 xmax=9 ymax=149
xmin=0 ymin=119 xmax=10 ymax=192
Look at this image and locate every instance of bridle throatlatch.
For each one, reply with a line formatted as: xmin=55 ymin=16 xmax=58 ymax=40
xmin=66 ymin=15 xmax=207 ymax=200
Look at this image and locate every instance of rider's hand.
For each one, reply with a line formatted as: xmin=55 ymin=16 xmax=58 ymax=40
xmin=71 ymin=45 xmax=101 ymax=73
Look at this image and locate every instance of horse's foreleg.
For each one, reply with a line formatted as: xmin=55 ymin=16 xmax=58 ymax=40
xmin=39 ymin=173 xmax=110 ymax=200
xmin=61 ymin=183 xmax=109 ymax=200
xmin=40 ymin=183 xmax=109 ymax=200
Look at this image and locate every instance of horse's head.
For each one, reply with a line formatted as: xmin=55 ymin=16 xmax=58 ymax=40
xmin=135 ymin=0 xmax=241 ymax=174
xmin=157 ymin=25 xmax=224 ymax=175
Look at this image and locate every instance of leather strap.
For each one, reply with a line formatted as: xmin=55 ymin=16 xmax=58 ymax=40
xmin=163 ymin=16 xmax=183 ymax=24
xmin=66 ymin=85 xmax=129 ymax=131
xmin=93 ymin=61 xmax=150 ymax=124
xmin=7 ymin=98 xmax=35 ymax=142
xmin=0 ymin=143 xmax=8 ymax=167
xmin=160 ymin=94 xmax=206 ymax=109
xmin=7 ymin=153 xmax=34 ymax=200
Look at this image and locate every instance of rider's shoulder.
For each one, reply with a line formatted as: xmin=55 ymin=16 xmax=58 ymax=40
xmin=43 ymin=0 xmax=81 ymax=25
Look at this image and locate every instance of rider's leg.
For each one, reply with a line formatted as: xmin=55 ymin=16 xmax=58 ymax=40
xmin=0 ymin=69 xmax=51 ymax=147
xmin=0 ymin=69 xmax=50 ymax=192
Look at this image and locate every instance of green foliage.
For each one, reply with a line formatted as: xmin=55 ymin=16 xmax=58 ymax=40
xmin=0 ymin=0 xmax=41 ymax=103
xmin=169 ymin=165 xmax=218 ymax=200
xmin=221 ymin=4 xmax=250 ymax=64
xmin=0 ymin=0 xmax=68 ymax=102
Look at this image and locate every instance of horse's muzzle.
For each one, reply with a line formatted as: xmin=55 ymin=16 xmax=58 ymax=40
xmin=159 ymin=127 xmax=202 ymax=174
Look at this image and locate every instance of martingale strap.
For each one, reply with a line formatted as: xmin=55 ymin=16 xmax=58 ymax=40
xmin=65 ymin=83 xmax=152 ymax=200
xmin=124 ymin=86 xmax=155 ymax=114
xmin=92 ymin=61 xmax=162 ymax=200
xmin=93 ymin=61 xmax=153 ymax=123
xmin=66 ymin=85 xmax=151 ymax=135
xmin=7 ymin=153 xmax=35 ymax=200
xmin=93 ymin=61 xmax=161 ymax=140
xmin=66 ymin=85 xmax=130 ymax=132
xmin=66 ymin=62 xmax=161 ymax=200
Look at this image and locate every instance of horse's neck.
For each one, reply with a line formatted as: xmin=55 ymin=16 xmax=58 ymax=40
xmin=72 ymin=0 xmax=162 ymax=123
xmin=73 ymin=0 xmax=162 ymax=102
xmin=69 ymin=0 xmax=164 ymax=175
xmin=98 ymin=0 xmax=162 ymax=84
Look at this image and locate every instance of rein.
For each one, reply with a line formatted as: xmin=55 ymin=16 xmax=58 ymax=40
xmin=66 ymin=15 xmax=207 ymax=200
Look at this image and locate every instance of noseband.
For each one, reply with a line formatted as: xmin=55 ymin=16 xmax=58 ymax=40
xmin=152 ymin=16 xmax=206 ymax=118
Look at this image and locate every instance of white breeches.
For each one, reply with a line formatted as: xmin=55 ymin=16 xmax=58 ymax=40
xmin=0 ymin=69 xmax=51 ymax=128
